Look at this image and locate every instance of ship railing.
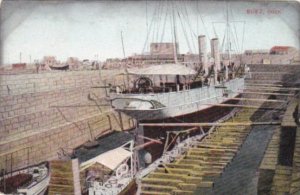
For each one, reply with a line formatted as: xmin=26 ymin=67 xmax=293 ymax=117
xmin=118 ymin=81 xmax=205 ymax=95
xmin=88 ymin=172 xmax=132 ymax=195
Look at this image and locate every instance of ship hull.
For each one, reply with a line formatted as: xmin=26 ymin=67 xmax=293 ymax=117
xmin=111 ymin=77 xmax=244 ymax=121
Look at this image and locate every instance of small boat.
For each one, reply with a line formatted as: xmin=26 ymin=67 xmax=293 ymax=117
xmin=0 ymin=162 xmax=50 ymax=195
xmin=49 ymin=64 xmax=69 ymax=70
xmin=80 ymin=141 xmax=135 ymax=195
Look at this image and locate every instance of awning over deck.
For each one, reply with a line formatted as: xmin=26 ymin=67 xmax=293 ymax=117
xmin=80 ymin=147 xmax=132 ymax=171
xmin=127 ymin=64 xmax=196 ymax=75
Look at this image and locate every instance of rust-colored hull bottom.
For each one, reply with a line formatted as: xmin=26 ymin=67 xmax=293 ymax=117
xmin=142 ymin=99 xmax=238 ymax=161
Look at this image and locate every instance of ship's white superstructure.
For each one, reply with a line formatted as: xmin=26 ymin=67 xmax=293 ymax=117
xmin=111 ymin=71 xmax=244 ymax=121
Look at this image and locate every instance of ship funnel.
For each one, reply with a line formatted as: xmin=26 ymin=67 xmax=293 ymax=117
xmin=198 ymin=35 xmax=208 ymax=75
xmin=210 ymin=38 xmax=221 ymax=72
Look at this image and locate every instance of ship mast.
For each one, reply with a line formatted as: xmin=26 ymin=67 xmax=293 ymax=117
xmin=121 ymin=31 xmax=126 ymax=58
xmin=225 ymin=2 xmax=230 ymax=80
xmin=171 ymin=2 xmax=178 ymax=64
xmin=226 ymin=2 xmax=231 ymax=64
xmin=121 ymin=31 xmax=130 ymax=90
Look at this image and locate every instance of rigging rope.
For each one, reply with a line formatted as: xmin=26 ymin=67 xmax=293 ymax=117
xmin=160 ymin=5 xmax=169 ymax=43
xmin=196 ymin=3 xmax=211 ymax=41
xmin=177 ymin=11 xmax=193 ymax=53
xmin=155 ymin=1 xmax=164 ymax=43
xmin=212 ymin=22 xmax=218 ymax=39
xmin=182 ymin=2 xmax=197 ymax=52
xmin=241 ymin=21 xmax=246 ymax=52
xmin=146 ymin=0 xmax=148 ymax=31
xmin=230 ymin=26 xmax=239 ymax=54
xmin=142 ymin=2 xmax=159 ymax=54
xmin=230 ymin=8 xmax=241 ymax=53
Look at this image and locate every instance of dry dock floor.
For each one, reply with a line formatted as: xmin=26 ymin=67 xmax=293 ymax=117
xmin=140 ymin=109 xmax=277 ymax=195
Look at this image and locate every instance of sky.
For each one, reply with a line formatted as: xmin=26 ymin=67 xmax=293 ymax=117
xmin=0 ymin=0 xmax=299 ymax=65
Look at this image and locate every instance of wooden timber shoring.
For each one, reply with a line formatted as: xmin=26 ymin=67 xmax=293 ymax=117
xmin=245 ymin=79 xmax=299 ymax=85
xmin=203 ymin=103 xmax=284 ymax=110
xmin=139 ymin=122 xmax=281 ymax=127
xmin=245 ymin=84 xmax=284 ymax=87
xmin=163 ymin=127 xmax=200 ymax=152
xmin=138 ymin=135 xmax=163 ymax=144
xmin=244 ymin=89 xmax=298 ymax=93
xmin=226 ymin=98 xmax=286 ymax=103
xmin=135 ymin=140 xmax=162 ymax=151
xmin=239 ymin=91 xmax=294 ymax=96
xmin=244 ymin=86 xmax=300 ymax=91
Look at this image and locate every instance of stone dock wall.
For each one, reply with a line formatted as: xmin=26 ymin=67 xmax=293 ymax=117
xmin=0 ymin=70 xmax=134 ymax=171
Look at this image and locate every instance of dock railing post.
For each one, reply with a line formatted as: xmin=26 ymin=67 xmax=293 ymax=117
xmin=118 ymin=111 xmax=124 ymax=131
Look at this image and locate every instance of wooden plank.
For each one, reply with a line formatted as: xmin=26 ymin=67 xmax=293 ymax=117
xmin=142 ymin=184 xmax=177 ymax=190
xmin=239 ymin=91 xmax=294 ymax=96
xmin=172 ymin=190 xmax=194 ymax=195
xmin=226 ymin=97 xmax=286 ymax=103
xmin=178 ymin=183 xmax=197 ymax=191
xmin=134 ymin=140 xmax=161 ymax=150
xmin=142 ymin=178 xmax=183 ymax=185
xmin=203 ymin=103 xmax=282 ymax=110
xmin=246 ymin=84 xmax=284 ymax=87
xmin=138 ymin=135 xmax=163 ymax=144
xmin=148 ymin=173 xmax=196 ymax=180
xmin=140 ymin=122 xmax=281 ymax=127
xmin=245 ymin=86 xmax=300 ymax=90
xmin=177 ymin=159 xmax=228 ymax=166
xmin=197 ymin=181 xmax=214 ymax=188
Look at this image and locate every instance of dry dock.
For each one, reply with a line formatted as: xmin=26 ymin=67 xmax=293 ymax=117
xmin=1 ymin=64 xmax=300 ymax=194
xmin=136 ymin=64 xmax=300 ymax=195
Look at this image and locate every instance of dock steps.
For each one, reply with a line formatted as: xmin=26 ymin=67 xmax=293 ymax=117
xmin=290 ymin=126 xmax=300 ymax=194
xmin=258 ymin=99 xmax=300 ymax=195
